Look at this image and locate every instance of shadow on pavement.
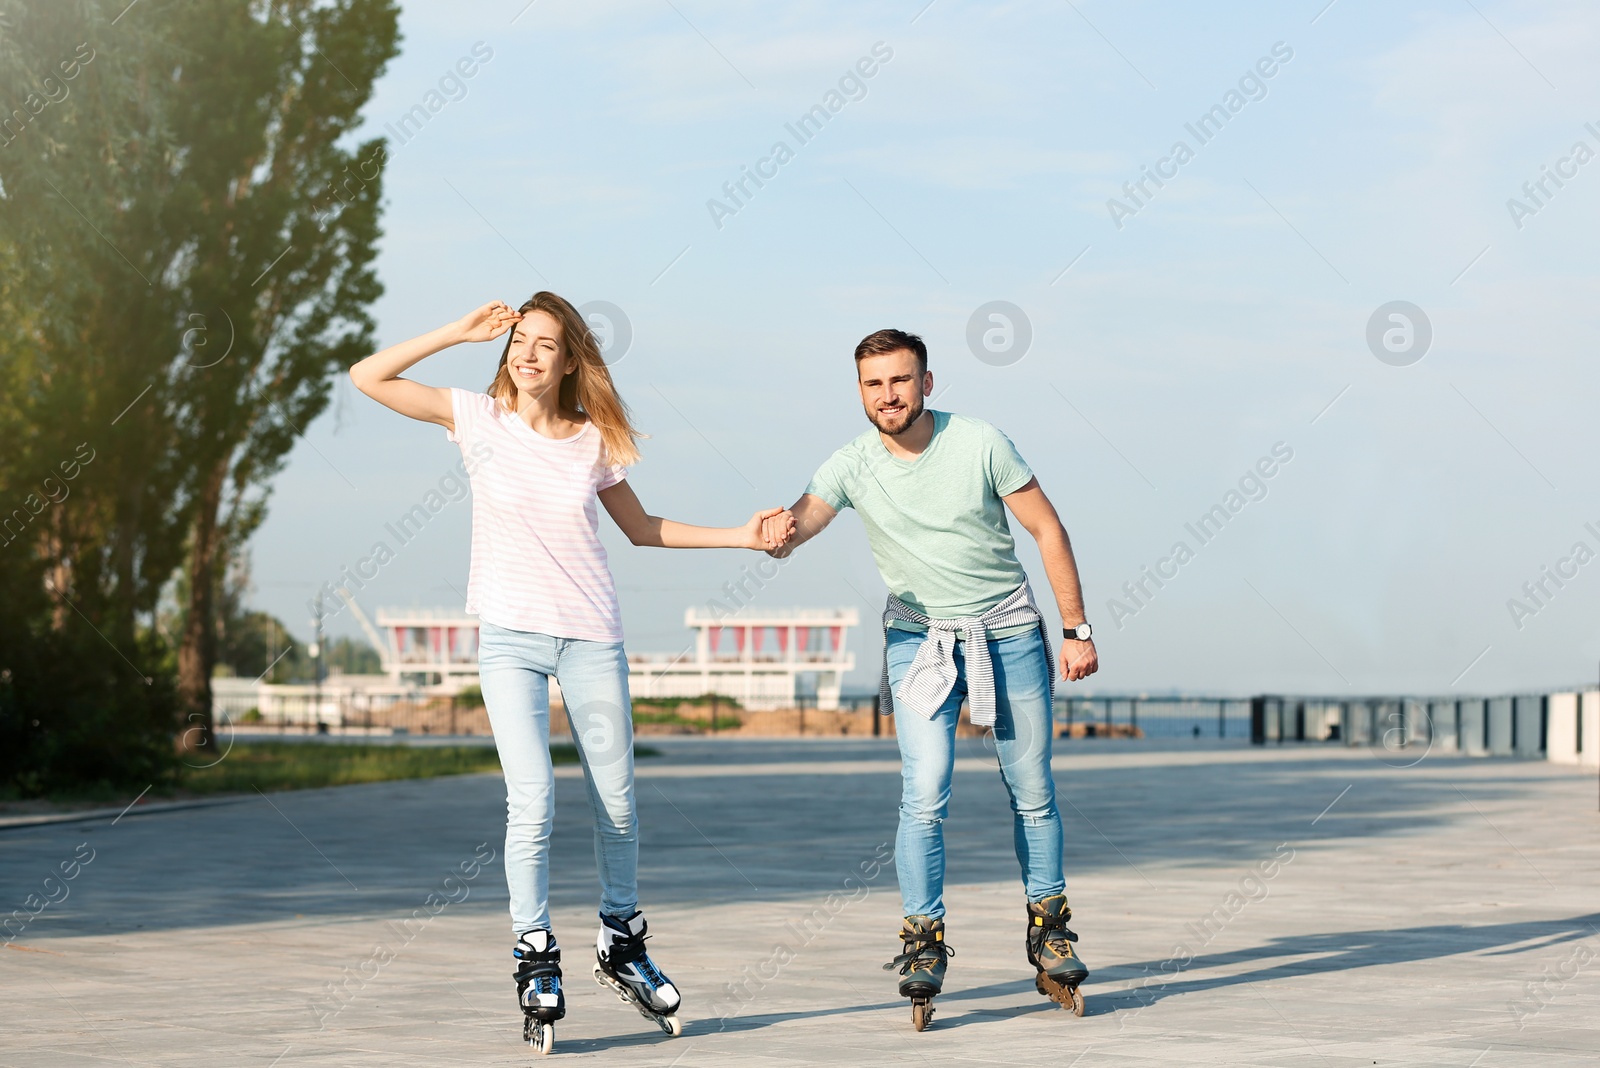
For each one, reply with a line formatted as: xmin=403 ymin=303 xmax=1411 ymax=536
xmin=1096 ymin=911 xmax=1600 ymax=1007
xmin=930 ymin=911 xmax=1600 ymax=1018
xmin=0 ymin=742 xmax=1570 ymax=942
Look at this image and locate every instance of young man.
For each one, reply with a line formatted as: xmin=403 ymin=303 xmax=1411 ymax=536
xmin=764 ymin=328 xmax=1099 ymax=1028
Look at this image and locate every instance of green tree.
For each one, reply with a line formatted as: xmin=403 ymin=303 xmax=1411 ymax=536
xmin=0 ymin=1 xmax=191 ymax=652
xmin=156 ymin=0 xmax=399 ymax=750
xmin=324 ymin=635 xmax=381 ymax=677
xmin=0 ymin=0 xmax=399 ymax=789
xmin=1 ymin=1 xmax=193 ymax=792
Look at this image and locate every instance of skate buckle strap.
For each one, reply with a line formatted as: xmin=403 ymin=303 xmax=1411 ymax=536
xmin=515 ymin=927 xmax=566 ymax=978
xmin=515 ymin=958 xmax=562 ymax=980
xmin=514 ymin=945 xmax=563 ymax=983
xmin=606 ymin=930 xmax=650 ymax=966
xmin=883 ymin=929 xmax=955 ymax=975
xmin=1032 ymin=914 xmax=1079 ymax=941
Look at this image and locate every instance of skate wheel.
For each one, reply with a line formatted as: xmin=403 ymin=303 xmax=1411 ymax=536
xmin=593 ymin=965 xmax=630 ymax=1004
xmin=657 ymin=1013 xmax=682 ymax=1037
xmin=526 ymin=1021 xmax=554 ymax=1054
xmin=1036 ymin=970 xmax=1086 ymax=1015
xmin=911 ymin=998 xmax=934 ymax=1032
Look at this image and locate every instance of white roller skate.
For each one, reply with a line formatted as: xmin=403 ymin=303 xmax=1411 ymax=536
xmin=592 ymin=910 xmax=683 ymax=1038
xmin=514 ymin=930 xmax=564 ymax=1054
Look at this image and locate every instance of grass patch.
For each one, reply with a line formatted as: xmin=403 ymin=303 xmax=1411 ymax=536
xmin=633 ymin=710 xmax=742 ymax=732
xmin=632 ymin=694 xmax=743 ymax=711
xmin=180 ymin=740 xmax=659 ymax=796
xmin=1 ymin=740 xmax=663 ymax=814
xmin=177 ymin=741 xmax=531 ymax=795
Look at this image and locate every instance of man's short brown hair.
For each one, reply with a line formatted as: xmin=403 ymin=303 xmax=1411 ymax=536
xmin=854 ymin=328 xmax=927 ymax=373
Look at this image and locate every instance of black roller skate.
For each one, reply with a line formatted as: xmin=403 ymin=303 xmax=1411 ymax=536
xmin=1026 ymin=894 xmax=1088 ymax=1017
xmin=513 ymin=930 xmax=564 ymax=1055
xmin=593 ymin=910 xmax=683 ymax=1038
xmin=883 ymin=915 xmax=953 ymax=1032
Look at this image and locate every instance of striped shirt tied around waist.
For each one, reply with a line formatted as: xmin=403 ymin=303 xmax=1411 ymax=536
xmin=877 ymin=582 xmax=1054 ymax=728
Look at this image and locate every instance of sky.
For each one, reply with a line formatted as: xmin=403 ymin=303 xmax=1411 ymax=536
xmin=250 ymin=0 xmax=1600 ymax=698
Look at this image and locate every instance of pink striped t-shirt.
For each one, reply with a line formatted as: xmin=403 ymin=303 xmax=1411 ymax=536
xmin=446 ymin=388 xmax=628 ymax=643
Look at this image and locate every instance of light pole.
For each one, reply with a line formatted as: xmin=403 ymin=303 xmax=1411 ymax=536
xmin=309 ymin=593 xmax=325 ymax=734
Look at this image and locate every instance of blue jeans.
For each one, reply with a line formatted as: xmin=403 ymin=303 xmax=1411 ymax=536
xmin=887 ymin=626 xmax=1065 ymax=918
xmin=478 ymin=621 xmax=638 ymax=934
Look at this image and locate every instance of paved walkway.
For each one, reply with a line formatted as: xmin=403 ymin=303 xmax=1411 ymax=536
xmin=2 ymin=738 xmax=1597 ymax=1066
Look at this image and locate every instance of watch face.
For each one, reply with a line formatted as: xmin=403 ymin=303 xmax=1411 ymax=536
xmin=1075 ymin=624 xmax=1092 ymax=640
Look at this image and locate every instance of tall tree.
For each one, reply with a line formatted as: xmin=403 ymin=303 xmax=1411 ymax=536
xmin=0 ymin=0 xmax=191 ymax=653
xmin=0 ymin=0 xmax=399 ymax=772
xmin=155 ymin=0 xmax=399 ymax=749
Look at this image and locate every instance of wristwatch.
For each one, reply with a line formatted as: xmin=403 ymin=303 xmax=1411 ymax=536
xmin=1064 ymin=623 xmax=1093 ymax=641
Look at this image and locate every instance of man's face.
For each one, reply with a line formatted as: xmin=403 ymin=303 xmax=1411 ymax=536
xmin=857 ymin=348 xmax=931 ymax=436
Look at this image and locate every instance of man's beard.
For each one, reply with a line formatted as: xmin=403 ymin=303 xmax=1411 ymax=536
xmin=864 ymin=393 xmax=925 ymax=436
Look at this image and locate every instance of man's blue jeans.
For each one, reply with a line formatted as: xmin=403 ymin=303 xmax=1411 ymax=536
xmin=886 ymin=626 xmax=1065 ymax=918
xmin=478 ymin=621 xmax=638 ymax=935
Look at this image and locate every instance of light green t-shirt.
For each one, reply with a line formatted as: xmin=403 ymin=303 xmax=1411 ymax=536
xmin=806 ymin=411 xmax=1036 ymax=635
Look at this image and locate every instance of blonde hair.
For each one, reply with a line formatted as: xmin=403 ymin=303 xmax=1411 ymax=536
xmin=487 ymin=291 xmax=641 ymax=466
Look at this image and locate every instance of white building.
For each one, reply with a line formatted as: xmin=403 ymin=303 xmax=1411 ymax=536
xmin=366 ymin=604 xmax=856 ymax=710
xmin=219 ymin=602 xmax=860 ymax=718
xmin=373 ymin=606 xmax=482 ymax=689
xmin=629 ymin=607 xmax=858 ymax=711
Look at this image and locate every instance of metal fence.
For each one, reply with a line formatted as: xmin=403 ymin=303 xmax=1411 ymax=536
xmin=215 ymin=685 xmax=1256 ymax=740
xmin=1053 ymin=696 xmax=1252 ymax=739
xmin=214 ymin=687 xmax=495 ymax=737
xmin=1249 ymin=694 xmax=1558 ymax=757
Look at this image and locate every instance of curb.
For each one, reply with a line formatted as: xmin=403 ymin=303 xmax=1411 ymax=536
xmin=0 ymin=795 xmax=253 ymax=833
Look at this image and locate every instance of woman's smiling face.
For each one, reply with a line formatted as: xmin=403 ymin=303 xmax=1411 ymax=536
xmin=504 ymin=309 xmax=572 ymax=397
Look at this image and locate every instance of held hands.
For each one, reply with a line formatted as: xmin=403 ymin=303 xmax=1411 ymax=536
xmin=456 ymin=300 xmax=522 ymax=344
xmin=744 ymin=507 xmax=796 ymax=551
xmin=1060 ymin=638 xmax=1099 ymax=683
xmin=759 ymin=508 xmax=799 ymax=555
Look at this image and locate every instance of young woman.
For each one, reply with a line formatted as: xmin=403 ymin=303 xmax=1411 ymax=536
xmin=349 ymin=292 xmax=792 ymax=1053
